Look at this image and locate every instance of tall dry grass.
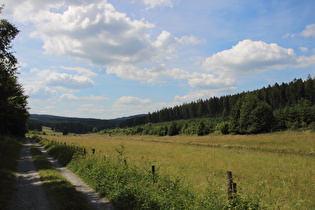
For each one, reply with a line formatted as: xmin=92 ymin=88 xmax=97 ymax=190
xmin=42 ymin=131 xmax=315 ymax=209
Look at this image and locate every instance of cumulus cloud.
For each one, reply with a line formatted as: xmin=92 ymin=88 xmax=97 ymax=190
xmin=202 ymin=39 xmax=315 ymax=77
xmin=301 ymin=24 xmax=315 ymax=38
xmin=284 ymin=23 xmax=315 ymax=39
xmin=188 ymin=74 xmax=235 ymax=89
xmin=107 ymin=63 xmax=236 ymax=88
xmin=60 ymin=93 xmax=108 ymax=101
xmin=24 ymin=85 xmax=56 ymax=99
xmin=45 ymin=72 xmax=94 ymax=89
xmin=107 ymin=63 xmax=188 ymax=83
xmin=4 ymin=0 xmax=200 ymax=66
xmin=19 ymin=1 xmax=154 ymax=65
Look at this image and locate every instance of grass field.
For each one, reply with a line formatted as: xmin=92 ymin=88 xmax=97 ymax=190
xmin=40 ymin=128 xmax=315 ymax=209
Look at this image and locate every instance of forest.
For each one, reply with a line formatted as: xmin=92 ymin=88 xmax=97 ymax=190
xmin=113 ymin=75 xmax=315 ymax=136
xmin=27 ymin=114 xmax=145 ymax=134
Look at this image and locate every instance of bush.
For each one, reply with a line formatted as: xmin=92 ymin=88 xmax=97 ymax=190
xmin=215 ymin=122 xmax=230 ymax=135
xmin=308 ymin=122 xmax=315 ymax=131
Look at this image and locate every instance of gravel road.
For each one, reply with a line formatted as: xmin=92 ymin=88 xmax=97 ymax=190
xmin=10 ymin=138 xmax=52 ymax=210
xmin=34 ymin=142 xmax=114 ymax=210
xmin=10 ymin=138 xmax=114 ymax=210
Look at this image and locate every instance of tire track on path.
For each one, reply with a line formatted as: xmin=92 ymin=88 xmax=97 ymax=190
xmin=10 ymin=138 xmax=52 ymax=210
xmin=34 ymin=141 xmax=114 ymax=210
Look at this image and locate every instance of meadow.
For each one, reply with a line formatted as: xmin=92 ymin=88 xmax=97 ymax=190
xmin=40 ymin=129 xmax=315 ymax=209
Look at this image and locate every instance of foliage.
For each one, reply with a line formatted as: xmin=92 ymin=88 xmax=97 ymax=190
xmin=0 ymin=136 xmax=23 ymax=209
xmin=27 ymin=119 xmax=43 ymax=131
xmin=215 ymin=122 xmax=230 ymax=135
xmin=230 ymin=94 xmax=274 ymax=134
xmin=225 ymin=195 xmax=261 ymax=210
xmin=119 ymin=75 xmax=315 ymax=136
xmin=0 ymin=7 xmax=29 ymax=137
xmin=33 ymin=135 xmax=85 ymax=165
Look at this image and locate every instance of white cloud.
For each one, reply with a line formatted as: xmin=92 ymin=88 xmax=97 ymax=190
xmin=107 ymin=63 xmax=189 ymax=83
xmin=24 ymin=85 xmax=56 ymax=99
xmin=107 ymin=63 xmax=236 ymax=88
xmin=116 ymin=96 xmax=151 ymax=104
xmin=21 ymin=67 xmax=97 ymax=106
xmin=174 ymin=87 xmax=237 ymax=103
xmin=28 ymin=1 xmax=155 ymax=65
xmin=132 ymin=0 xmax=174 ymax=8
xmin=5 ymin=0 xmax=200 ymax=66
xmin=60 ymin=93 xmax=108 ymax=101
xmin=202 ymin=39 xmax=315 ymax=77
xmin=299 ymin=47 xmax=309 ymax=52
xmin=283 ymin=24 xmax=315 ymax=39
xmin=60 ymin=66 xmax=97 ymax=77
xmin=188 ymin=74 xmax=235 ymax=89
xmin=45 ymin=72 xmax=94 ymax=89
xmin=301 ymin=24 xmax=315 ymax=38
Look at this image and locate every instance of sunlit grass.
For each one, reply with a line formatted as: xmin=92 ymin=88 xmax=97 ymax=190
xmin=41 ymin=131 xmax=315 ymax=209
xmin=30 ymin=146 xmax=91 ymax=210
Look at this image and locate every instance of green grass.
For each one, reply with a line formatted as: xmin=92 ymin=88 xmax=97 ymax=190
xmin=35 ymin=136 xmax=261 ymax=209
xmin=0 ymin=136 xmax=23 ymax=209
xmin=39 ymin=132 xmax=315 ymax=209
xmin=30 ymin=146 xmax=91 ymax=210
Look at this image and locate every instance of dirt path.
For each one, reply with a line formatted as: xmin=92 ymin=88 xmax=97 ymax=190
xmin=34 ymin=142 xmax=113 ymax=210
xmin=10 ymin=138 xmax=114 ymax=210
xmin=10 ymin=138 xmax=52 ymax=210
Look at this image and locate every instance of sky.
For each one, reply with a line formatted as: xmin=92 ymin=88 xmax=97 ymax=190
xmin=2 ymin=0 xmax=315 ymax=119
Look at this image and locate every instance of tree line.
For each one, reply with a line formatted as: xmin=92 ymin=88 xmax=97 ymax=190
xmin=0 ymin=7 xmax=29 ymax=137
xmin=117 ymin=75 xmax=315 ymax=135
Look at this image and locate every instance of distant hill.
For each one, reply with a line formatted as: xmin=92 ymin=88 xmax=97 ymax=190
xmin=28 ymin=114 xmax=146 ymax=133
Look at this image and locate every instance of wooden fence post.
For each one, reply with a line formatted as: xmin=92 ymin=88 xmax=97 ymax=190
xmin=152 ymin=165 xmax=157 ymax=183
xmin=152 ymin=165 xmax=155 ymax=176
xmin=226 ymin=171 xmax=237 ymax=200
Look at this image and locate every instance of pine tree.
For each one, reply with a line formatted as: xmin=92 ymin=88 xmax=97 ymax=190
xmin=0 ymin=7 xmax=29 ymax=137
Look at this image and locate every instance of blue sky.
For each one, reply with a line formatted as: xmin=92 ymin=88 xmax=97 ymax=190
xmin=2 ymin=0 xmax=315 ymax=119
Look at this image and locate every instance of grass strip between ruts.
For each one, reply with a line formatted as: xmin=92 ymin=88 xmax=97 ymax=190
xmin=30 ymin=145 xmax=91 ymax=210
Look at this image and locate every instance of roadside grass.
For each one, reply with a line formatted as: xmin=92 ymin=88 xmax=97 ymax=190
xmin=0 ymin=136 xmax=23 ymax=209
xmin=35 ymin=136 xmax=259 ymax=209
xmin=30 ymin=145 xmax=91 ymax=210
xmin=40 ymin=131 xmax=315 ymax=209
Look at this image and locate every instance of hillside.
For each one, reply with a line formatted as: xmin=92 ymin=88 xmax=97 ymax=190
xmin=28 ymin=114 xmax=145 ymax=134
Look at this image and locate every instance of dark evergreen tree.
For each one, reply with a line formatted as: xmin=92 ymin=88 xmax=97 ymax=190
xmin=63 ymin=127 xmax=69 ymax=135
xmin=0 ymin=8 xmax=29 ymax=137
xmin=230 ymin=94 xmax=274 ymax=134
xmin=168 ymin=122 xmax=179 ymax=136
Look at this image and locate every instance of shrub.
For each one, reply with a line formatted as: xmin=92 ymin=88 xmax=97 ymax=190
xmin=308 ymin=122 xmax=315 ymax=131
